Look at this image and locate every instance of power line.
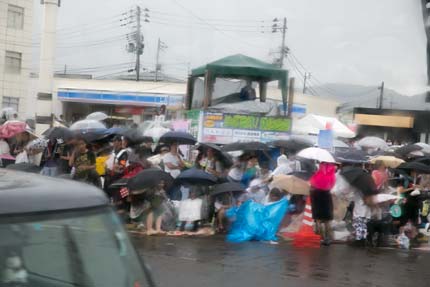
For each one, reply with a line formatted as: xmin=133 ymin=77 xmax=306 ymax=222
xmin=167 ymin=0 xmax=268 ymax=50
xmin=149 ymin=20 xmax=266 ymax=33
xmin=54 ymin=62 xmax=135 ymax=73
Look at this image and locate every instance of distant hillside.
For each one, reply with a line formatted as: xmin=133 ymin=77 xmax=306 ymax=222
xmin=309 ymin=83 xmax=430 ymax=112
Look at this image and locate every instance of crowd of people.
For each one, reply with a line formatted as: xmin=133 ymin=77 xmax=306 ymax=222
xmin=1 ymin=120 xmax=430 ymax=248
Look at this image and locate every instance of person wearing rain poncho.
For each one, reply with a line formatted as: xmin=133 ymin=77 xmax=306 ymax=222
xmin=225 ymin=188 xmax=289 ymax=243
xmin=272 ymin=154 xmax=293 ymax=176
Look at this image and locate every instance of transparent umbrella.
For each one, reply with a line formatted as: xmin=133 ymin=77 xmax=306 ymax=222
xmin=70 ymin=119 xmax=106 ymax=131
xmin=86 ymin=112 xmax=108 ymax=121
xmin=144 ymin=126 xmax=170 ymax=142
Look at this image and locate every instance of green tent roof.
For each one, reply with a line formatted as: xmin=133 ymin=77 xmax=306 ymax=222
xmin=191 ymin=54 xmax=287 ymax=81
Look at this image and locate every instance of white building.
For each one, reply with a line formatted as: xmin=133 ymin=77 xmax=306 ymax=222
xmin=25 ymin=76 xmax=339 ymax=124
xmin=0 ymin=0 xmax=33 ymax=119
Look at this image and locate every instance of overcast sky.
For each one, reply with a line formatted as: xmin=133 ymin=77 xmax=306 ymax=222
xmin=33 ymin=0 xmax=428 ymax=95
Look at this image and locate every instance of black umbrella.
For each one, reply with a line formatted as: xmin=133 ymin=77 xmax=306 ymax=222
xmin=413 ymin=156 xmax=430 ymax=165
xmin=79 ymin=131 xmax=110 ymax=143
xmin=221 ymin=141 xmax=269 ymax=152
xmin=340 ymin=166 xmax=378 ymax=196
xmin=397 ymin=162 xmax=430 ymax=174
xmin=42 ymin=127 xmax=73 ymax=140
xmin=270 ymin=138 xmax=313 ymax=152
xmin=395 ymin=144 xmax=422 ymax=156
xmin=211 ymin=182 xmax=245 ymax=196
xmin=6 ymin=163 xmax=41 ymax=174
xmin=127 ymin=168 xmax=174 ymax=191
xmin=197 ymin=143 xmax=233 ymax=168
xmin=159 ymin=131 xmax=196 ymax=145
xmin=175 ymin=168 xmax=218 ymax=186
xmin=335 ymin=149 xmax=368 ymax=164
xmin=198 ymin=142 xmax=222 ymax=152
xmin=122 ymin=129 xmax=153 ymax=146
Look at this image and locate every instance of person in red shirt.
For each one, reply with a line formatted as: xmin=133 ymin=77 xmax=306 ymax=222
xmin=372 ymin=160 xmax=388 ymax=191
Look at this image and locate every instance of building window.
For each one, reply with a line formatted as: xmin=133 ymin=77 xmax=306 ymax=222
xmin=7 ymin=5 xmax=24 ymax=30
xmin=4 ymin=51 xmax=22 ymax=74
xmin=2 ymin=97 xmax=20 ymax=113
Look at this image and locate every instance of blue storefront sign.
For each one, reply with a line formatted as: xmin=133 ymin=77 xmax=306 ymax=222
xmin=58 ymin=90 xmax=183 ymax=107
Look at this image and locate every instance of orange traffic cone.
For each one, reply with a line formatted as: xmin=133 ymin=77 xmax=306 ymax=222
xmin=291 ymin=196 xmax=321 ymax=248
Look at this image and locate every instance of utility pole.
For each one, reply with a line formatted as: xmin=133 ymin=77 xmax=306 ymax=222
xmin=280 ymin=17 xmax=287 ymax=68
xmin=135 ymin=6 xmax=142 ymax=81
xmin=155 ymin=38 xmax=167 ymax=82
xmin=303 ymin=72 xmax=311 ymax=94
xmin=272 ymin=17 xmax=288 ymax=68
xmin=378 ymin=81 xmax=385 ymax=109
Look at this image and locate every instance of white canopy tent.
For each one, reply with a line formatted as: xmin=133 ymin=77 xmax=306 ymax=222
xmin=292 ymin=114 xmax=355 ymax=138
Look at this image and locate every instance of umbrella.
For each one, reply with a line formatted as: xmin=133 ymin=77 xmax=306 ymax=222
xmin=375 ymin=194 xmax=400 ymax=203
xmin=159 ymin=131 xmax=196 ymax=145
xmin=175 ymin=168 xmax=218 ymax=186
xmin=42 ymin=127 xmax=73 ymax=140
xmin=221 ymin=141 xmax=269 ymax=152
xmin=26 ymin=138 xmax=48 ymax=152
xmin=80 ymin=131 xmax=111 ymax=143
xmin=86 ymin=111 xmax=108 ymax=121
xmin=127 ymin=168 xmax=173 ymax=191
xmin=413 ymin=156 xmax=430 ymax=165
xmin=395 ymin=144 xmax=422 ymax=156
xmin=211 ymin=182 xmax=245 ymax=196
xmin=6 ymin=163 xmax=41 ymax=174
xmin=122 ymin=129 xmax=153 ymax=145
xmin=296 ymin=147 xmax=335 ymax=163
xmin=415 ymin=142 xmax=430 ymax=154
xmin=409 ymin=150 xmax=425 ymax=157
xmin=108 ymin=178 xmax=129 ymax=189
xmin=397 ymin=162 xmax=430 ymax=174
xmin=198 ymin=143 xmax=233 ymax=168
xmin=144 ymin=126 xmax=171 ymax=141
xmin=198 ymin=142 xmax=222 ymax=152
xmin=104 ymin=127 xmax=127 ymax=136
xmin=270 ymin=174 xmax=310 ymax=195
xmin=0 ymin=121 xmax=26 ymax=138
xmin=355 ymin=136 xmax=388 ymax=151
xmin=369 ymin=156 xmax=404 ymax=168
xmin=270 ymin=137 xmax=313 ymax=152
xmin=334 ymin=149 xmax=368 ymax=164
xmin=340 ymin=166 xmax=378 ymax=196
xmin=70 ymin=119 xmax=107 ymax=132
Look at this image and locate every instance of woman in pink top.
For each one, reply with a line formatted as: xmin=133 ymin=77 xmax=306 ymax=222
xmin=371 ymin=160 xmax=388 ymax=191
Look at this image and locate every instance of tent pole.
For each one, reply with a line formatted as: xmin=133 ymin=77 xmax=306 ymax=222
xmin=281 ymin=76 xmax=288 ymax=117
xmin=203 ymin=70 xmax=213 ymax=109
xmin=259 ymin=81 xmax=267 ymax=102
xmin=288 ymin=77 xmax=295 ymax=117
xmin=186 ymin=76 xmax=195 ymax=110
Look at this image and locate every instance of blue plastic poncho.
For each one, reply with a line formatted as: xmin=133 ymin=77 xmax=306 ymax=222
xmin=226 ymin=197 xmax=289 ymax=243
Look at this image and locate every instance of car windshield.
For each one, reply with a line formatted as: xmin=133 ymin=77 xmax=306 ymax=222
xmin=0 ymin=207 xmax=148 ymax=287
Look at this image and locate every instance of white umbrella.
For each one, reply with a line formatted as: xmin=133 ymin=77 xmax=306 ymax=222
xmin=86 ymin=112 xmax=108 ymax=121
xmin=415 ymin=142 xmax=430 ymax=154
xmin=355 ymin=136 xmax=388 ymax=151
xmin=375 ymin=193 xmax=400 ymax=203
xmin=296 ymin=147 xmax=335 ymax=163
xmin=70 ymin=119 xmax=106 ymax=131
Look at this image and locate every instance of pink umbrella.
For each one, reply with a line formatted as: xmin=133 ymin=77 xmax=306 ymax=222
xmin=0 ymin=121 xmax=26 ymax=139
xmin=0 ymin=154 xmax=15 ymax=160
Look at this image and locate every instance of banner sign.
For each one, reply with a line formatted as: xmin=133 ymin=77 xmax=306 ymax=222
xmin=318 ymin=130 xmax=334 ymax=150
xmin=198 ymin=112 xmax=291 ymax=144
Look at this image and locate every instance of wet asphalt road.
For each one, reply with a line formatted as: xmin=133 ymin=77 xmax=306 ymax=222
xmin=133 ymin=235 xmax=430 ymax=287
